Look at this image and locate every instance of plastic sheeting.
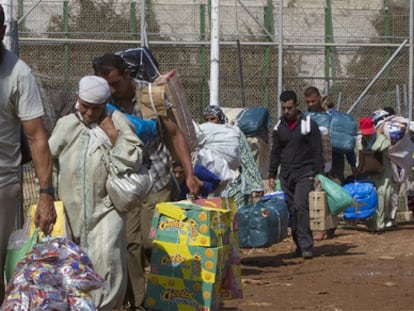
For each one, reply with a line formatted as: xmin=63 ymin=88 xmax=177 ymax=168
xmin=237 ymin=197 xmax=288 ymax=248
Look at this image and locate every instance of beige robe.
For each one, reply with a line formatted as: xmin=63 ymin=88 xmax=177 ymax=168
xmin=49 ymin=111 xmax=143 ymax=310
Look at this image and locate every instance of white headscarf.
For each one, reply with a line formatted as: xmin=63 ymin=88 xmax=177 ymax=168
xmin=78 ymin=75 xmax=110 ymax=104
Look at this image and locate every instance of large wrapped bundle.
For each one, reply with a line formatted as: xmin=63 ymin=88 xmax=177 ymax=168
xmin=2 ymin=237 xmax=107 ymax=311
xmin=196 ymin=122 xmax=241 ymax=170
xmin=329 ymin=111 xmax=357 ymax=152
xmin=383 ymin=116 xmax=414 ymax=178
xmin=306 ymin=110 xmax=357 ymax=152
xmin=304 ymin=112 xmax=333 ymax=172
xmin=194 ymin=148 xmax=238 ymax=190
xmin=342 ymin=181 xmax=378 ymax=219
xmin=317 ymin=174 xmax=354 ymax=215
xmin=236 ymin=107 xmax=271 ymax=143
xmin=304 ymin=111 xmax=331 ymax=129
xmin=236 ymin=196 xmax=289 ymax=248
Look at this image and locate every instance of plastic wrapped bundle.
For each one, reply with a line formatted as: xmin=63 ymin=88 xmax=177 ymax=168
xmin=237 ymin=197 xmax=289 ymax=248
xmin=330 ymin=111 xmax=357 ymax=152
xmin=1 ymin=237 xmax=108 ymax=311
xmin=236 ymin=107 xmax=272 ymax=143
xmin=196 ymin=122 xmax=241 ymax=170
xmin=342 ymin=182 xmax=378 ymax=219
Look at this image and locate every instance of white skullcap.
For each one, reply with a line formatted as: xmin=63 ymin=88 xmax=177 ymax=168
xmin=78 ymin=75 xmax=110 ymax=104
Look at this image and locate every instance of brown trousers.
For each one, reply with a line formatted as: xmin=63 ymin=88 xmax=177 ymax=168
xmin=124 ymin=180 xmax=171 ymax=309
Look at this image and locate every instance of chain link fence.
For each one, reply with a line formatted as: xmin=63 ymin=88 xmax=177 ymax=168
xmin=7 ymin=0 xmax=411 ymax=208
xmin=11 ymin=0 xmax=411 ymax=129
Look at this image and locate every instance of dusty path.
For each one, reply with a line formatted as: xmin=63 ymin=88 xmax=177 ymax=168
xmin=222 ymin=222 xmax=414 ymax=311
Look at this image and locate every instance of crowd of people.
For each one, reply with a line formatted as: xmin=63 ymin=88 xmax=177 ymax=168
xmin=269 ymin=88 xmax=414 ymax=260
xmin=1 ymin=2 xmax=414 ymax=309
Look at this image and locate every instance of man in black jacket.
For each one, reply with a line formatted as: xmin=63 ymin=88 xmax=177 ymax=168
xmin=269 ymin=90 xmax=324 ymax=259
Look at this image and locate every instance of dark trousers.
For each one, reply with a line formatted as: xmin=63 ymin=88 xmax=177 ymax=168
xmin=0 ymin=182 xmax=20 ymax=305
xmin=280 ymin=174 xmax=314 ymax=252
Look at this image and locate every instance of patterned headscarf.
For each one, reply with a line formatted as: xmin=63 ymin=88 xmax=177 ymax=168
xmin=203 ymin=105 xmax=228 ymax=124
xmin=372 ymin=109 xmax=390 ymax=129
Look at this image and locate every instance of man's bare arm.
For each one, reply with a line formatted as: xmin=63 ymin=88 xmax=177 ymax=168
xmin=161 ymin=109 xmax=201 ymax=196
xmin=22 ymin=118 xmax=56 ymax=234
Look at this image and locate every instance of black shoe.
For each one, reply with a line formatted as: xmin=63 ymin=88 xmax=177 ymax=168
xmin=289 ymin=248 xmax=301 ymax=258
xmin=302 ymin=250 xmax=313 ymax=259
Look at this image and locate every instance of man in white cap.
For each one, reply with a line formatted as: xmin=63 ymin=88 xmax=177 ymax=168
xmin=0 ymin=4 xmax=56 ymax=303
xmin=93 ymin=54 xmax=201 ymax=310
xmin=48 ymin=75 xmax=144 ymax=310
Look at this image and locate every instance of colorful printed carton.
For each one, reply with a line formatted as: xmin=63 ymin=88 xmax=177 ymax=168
xmin=150 ymin=240 xmax=227 ymax=283
xmin=145 ymin=274 xmax=220 ymax=311
xmin=149 ymin=201 xmax=232 ymax=247
xmin=194 ymin=198 xmax=243 ymax=300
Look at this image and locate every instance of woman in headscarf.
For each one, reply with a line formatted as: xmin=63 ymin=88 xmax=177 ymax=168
xmin=203 ymin=105 xmax=264 ymax=207
xmin=372 ymin=109 xmax=414 ymax=228
xmin=203 ymin=105 xmax=229 ymax=124
xmin=48 ymin=76 xmax=144 ymax=310
xmin=356 ymin=115 xmax=391 ymax=233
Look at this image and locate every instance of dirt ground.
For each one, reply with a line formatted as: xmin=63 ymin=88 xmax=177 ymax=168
xmin=221 ymin=219 xmax=414 ymax=311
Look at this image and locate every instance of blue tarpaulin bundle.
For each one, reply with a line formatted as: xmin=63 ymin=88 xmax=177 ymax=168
xmin=305 ymin=110 xmax=357 ymax=152
xmin=342 ymin=181 xmax=378 ymax=219
xmin=330 ymin=110 xmax=357 ymax=152
xmin=237 ymin=197 xmax=288 ymax=248
xmin=236 ymin=107 xmax=271 ymax=143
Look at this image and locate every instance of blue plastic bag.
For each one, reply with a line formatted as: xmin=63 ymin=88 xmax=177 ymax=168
xmin=107 ymin=103 xmax=158 ymax=149
xmin=179 ymin=164 xmax=221 ymax=199
xmin=342 ymin=182 xmax=378 ymax=219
